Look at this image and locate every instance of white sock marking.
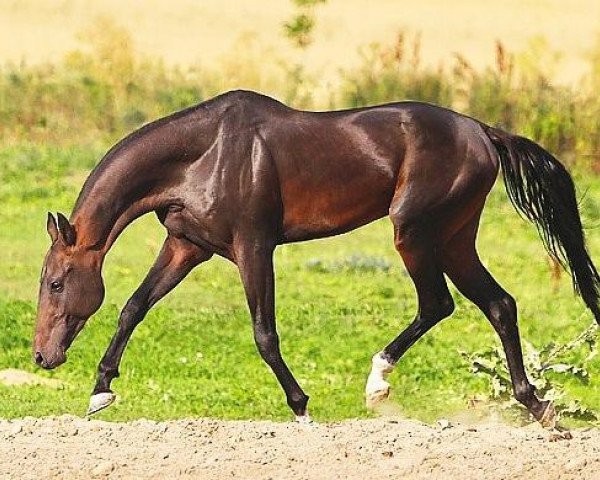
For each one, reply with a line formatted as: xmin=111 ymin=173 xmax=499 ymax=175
xmin=365 ymin=352 xmax=394 ymax=404
xmin=295 ymin=411 xmax=313 ymax=424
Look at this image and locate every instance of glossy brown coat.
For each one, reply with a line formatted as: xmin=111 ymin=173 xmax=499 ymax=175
xmin=34 ymin=90 xmax=600 ymax=422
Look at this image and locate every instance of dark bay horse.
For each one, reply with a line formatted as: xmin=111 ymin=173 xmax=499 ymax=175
xmin=34 ymin=90 xmax=600 ymax=425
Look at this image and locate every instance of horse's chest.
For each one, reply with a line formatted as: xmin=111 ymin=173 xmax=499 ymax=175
xmin=161 ymin=204 xmax=232 ymax=256
xmin=161 ymin=206 xmax=192 ymax=236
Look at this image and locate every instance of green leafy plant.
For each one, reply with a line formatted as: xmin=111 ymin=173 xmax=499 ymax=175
xmin=461 ymin=319 xmax=599 ymax=423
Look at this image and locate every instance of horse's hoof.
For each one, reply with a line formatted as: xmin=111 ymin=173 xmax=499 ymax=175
xmin=548 ymin=428 xmax=573 ymax=442
xmin=295 ymin=412 xmax=315 ymax=425
xmin=365 ymin=383 xmax=390 ymax=409
xmin=87 ymin=392 xmax=116 ymax=416
xmin=539 ymin=401 xmax=557 ymax=429
xmin=365 ymin=352 xmax=394 ymax=409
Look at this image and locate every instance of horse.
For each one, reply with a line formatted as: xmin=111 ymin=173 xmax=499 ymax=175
xmin=34 ymin=90 xmax=600 ymax=425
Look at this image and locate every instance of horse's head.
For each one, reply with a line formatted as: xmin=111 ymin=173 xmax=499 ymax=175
xmin=33 ymin=213 xmax=105 ymax=369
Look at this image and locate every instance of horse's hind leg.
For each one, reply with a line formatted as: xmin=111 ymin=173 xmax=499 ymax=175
xmin=442 ymin=218 xmax=554 ymax=426
xmin=366 ymin=215 xmax=455 ymax=406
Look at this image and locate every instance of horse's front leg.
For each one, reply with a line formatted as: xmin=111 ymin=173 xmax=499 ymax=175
xmin=235 ymin=240 xmax=311 ymax=422
xmin=88 ymin=235 xmax=212 ymax=415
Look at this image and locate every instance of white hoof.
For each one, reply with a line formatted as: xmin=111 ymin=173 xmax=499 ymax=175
xmin=87 ymin=392 xmax=116 ymax=416
xmin=366 ymin=383 xmax=391 ymax=408
xmin=365 ymin=352 xmax=394 ymax=408
xmin=295 ymin=412 xmax=314 ymax=425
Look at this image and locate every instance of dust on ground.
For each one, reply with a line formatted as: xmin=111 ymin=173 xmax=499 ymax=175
xmin=0 ymin=415 xmax=599 ymax=479
xmin=0 ymin=369 xmax=62 ymax=388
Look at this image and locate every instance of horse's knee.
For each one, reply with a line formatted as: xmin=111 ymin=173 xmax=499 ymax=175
xmin=254 ymin=328 xmax=281 ymax=365
xmin=119 ymin=297 xmax=147 ymax=330
xmin=420 ymin=288 xmax=455 ymax=323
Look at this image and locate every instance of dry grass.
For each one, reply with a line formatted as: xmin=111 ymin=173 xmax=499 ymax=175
xmin=2 ymin=0 xmax=599 ymax=87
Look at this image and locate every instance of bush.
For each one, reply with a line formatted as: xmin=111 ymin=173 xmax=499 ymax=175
xmin=461 ymin=320 xmax=599 ymax=424
xmin=339 ymin=32 xmax=454 ymax=108
xmin=338 ymin=34 xmax=600 ymax=168
xmin=1 ymin=20 xmax=600 ymax=171
xmin=0 ymin=19 xmax=211 ymax=145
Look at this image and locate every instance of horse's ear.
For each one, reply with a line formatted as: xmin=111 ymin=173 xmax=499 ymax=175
xmin=56 ymin=212 xmax=76 ymax=246
xmin=47 ymin=212 xmax=59 ymax=244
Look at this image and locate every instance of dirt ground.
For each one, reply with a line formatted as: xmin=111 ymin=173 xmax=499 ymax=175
xmin=1 ymin=415 xmax=599 ymax=480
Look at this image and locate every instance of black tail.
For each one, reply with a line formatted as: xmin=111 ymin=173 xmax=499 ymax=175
xmin=484 ymin=125 xmax=600 ymax=324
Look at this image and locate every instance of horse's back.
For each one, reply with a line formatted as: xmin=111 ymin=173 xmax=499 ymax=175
xmin=197 ymin=93 xmax=499 ymax=243
xmin=254 ymin=105 xmax=401 ymax=241
xmin=250 ymin=100 xmax=497 ymax=242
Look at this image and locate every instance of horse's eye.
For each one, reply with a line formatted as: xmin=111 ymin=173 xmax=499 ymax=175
xmin=50 ymin=281 xmax=64 ymax=293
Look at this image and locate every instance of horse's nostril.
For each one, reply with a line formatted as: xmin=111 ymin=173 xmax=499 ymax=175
xmin=34 ymin=352 xmax=44 ymax=365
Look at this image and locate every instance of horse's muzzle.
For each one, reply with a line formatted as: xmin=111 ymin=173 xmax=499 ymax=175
xmin=34 ymin=349 xmax=66 ymax=369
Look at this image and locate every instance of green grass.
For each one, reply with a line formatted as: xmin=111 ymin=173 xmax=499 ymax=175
xmin=1 ymin=144 xmax=599 ymax=424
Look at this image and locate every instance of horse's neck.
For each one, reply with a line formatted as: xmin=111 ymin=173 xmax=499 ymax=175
xmin=70 ymin=112 xmax=214 ymax=255
xmin=70 ymin=149 xmax=168 ymax=254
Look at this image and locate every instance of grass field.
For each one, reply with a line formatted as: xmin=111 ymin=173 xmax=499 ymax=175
xmin=1 ymin=0 xmax=600 ymax=426
xmin=1 ymin=143 xmax=599 ymax=424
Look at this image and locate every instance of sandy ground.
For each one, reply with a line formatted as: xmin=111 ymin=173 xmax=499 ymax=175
xmin=1 ymin=415 xmax=599 ymax=480
xmin=0 ymin=369 xmax=62 ymax=388
xmin=3 ymin=0 xmax=600 ymax=84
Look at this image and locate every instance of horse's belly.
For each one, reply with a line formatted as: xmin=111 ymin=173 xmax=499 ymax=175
xmin=281 ymin=176 xmax=396 ymax=242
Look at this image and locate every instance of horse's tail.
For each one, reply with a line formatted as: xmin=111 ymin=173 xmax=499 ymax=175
xmin=483 ymin=125 xmax=600 ymax=324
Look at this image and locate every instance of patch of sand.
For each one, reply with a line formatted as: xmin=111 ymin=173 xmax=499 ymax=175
xmin=0 ymin=369 xmax=62 ymax=388
xmin=0 ymin=415 xmax=598 ymax=479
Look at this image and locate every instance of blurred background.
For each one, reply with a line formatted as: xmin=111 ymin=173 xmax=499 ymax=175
xmin=1 ymin=0 xmax=600 ymax=162
xmin=1 ymin=1 xmax=599 ymax=424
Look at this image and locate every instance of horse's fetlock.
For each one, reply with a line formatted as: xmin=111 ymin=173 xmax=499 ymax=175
xmin=98 ymin=363 xmax=119 ymax=379
xmin=514 ymin=382 xmax=535 ymax=405
xmin=287 ymin=393 xmax=309 ymax=415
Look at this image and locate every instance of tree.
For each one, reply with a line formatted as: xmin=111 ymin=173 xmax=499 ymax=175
xmin=283 ymin=0 xmax=326 ymax=49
